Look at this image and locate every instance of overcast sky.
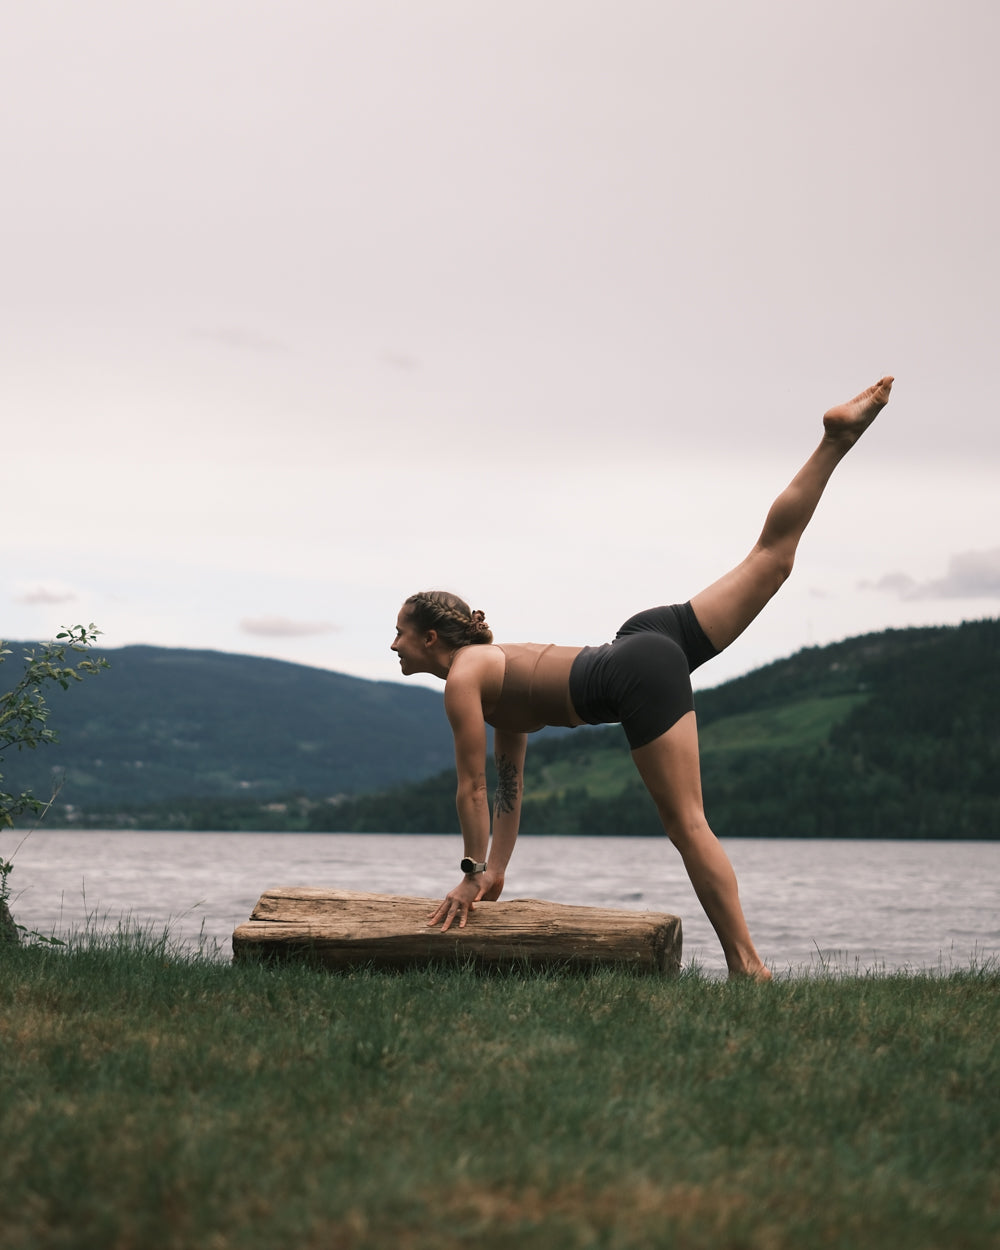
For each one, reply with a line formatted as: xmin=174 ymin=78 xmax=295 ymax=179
xmin=3 ymin=0 xmax=997 ymax=693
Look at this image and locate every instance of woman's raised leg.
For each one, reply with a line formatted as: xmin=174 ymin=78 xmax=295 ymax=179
xmin=631 ymin=711 xmax=770 ymax=979
xmin=690 ymin=376 xmax=894 ymax=653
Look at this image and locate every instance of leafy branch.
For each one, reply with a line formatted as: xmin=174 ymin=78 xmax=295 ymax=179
xmin=1 ymin=625 xmax=109 ymax=942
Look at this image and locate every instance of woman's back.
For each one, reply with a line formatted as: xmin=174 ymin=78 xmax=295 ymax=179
xmin=481 ymin=642 xmax=584 ymax=733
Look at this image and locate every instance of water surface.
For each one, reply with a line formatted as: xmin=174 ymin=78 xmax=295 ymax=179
xmin=6 ymin=831 xmax=998 ymax=977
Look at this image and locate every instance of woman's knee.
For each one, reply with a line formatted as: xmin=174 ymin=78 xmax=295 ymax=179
xmin=656 ymin=808 xmax=714 ymax=852
xmin=636 ymin=770 xmax=710 ymax=844
xmin=754 ymin=540 xmax=795 ymax=586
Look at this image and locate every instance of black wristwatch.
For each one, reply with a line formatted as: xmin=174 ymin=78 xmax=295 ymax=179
xmin=460 ymin=857 xmax=487 ymax=875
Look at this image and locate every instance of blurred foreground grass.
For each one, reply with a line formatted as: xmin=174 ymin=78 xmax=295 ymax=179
xmin=1 ymin=928 xmax=998 ymax=1250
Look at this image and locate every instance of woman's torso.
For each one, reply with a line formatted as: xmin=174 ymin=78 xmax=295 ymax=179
xmin=482 ymin=642 xmax=586 ymax=733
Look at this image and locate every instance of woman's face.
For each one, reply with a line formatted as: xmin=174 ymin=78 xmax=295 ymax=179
xmin=390 ymin=609 xmax=431 ymax=676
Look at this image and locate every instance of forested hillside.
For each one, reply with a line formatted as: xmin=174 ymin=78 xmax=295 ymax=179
xmin=7 ymin=620 xmax=998 ymax=838
xmin=306 ymin=618 xmax=1000 ymax=840
xmin=2 ymin=643 xmax=454 ymax=812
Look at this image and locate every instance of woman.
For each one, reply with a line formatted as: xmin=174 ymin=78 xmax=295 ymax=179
xmin=391 ymin=377 xmax=894 ymax=979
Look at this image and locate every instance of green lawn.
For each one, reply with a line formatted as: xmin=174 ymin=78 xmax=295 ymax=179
xmin=2 ymin=928 xmax=997 ymax=1249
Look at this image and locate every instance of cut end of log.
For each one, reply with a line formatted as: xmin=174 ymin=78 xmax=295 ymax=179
xmin=232 ymin=888 xmax=682 ymax=975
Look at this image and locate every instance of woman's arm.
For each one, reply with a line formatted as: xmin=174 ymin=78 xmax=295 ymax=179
xmin=479 ymin=728 xmax=528 ymax=902
xmin=447 ymin=663 xmax=491 ymax=861
xmin=428 ymin=657 xmax=492 ymax=931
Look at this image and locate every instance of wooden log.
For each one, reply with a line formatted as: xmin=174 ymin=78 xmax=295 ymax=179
xmin=232 ymin=887 xmax=682 ymax=974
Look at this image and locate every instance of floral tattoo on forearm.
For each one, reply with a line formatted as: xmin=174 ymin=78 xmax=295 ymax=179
xmin=494 ymin=753 xmax=520 ymax=816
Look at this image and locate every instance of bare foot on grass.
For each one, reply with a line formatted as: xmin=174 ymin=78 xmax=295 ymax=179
xmin=823 ymin=376 xmax=894 ymax=444
xmin=729 ymin=962 xmax=773 ymax=983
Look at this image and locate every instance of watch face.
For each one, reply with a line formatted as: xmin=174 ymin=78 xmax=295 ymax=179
xmin=460 ymin=857 xmax=475 ymax=873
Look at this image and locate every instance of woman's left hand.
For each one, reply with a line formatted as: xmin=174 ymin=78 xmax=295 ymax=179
xmin=478 ymin=869 xmax=504 ymax=902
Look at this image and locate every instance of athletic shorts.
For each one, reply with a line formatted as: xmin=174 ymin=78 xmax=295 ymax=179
xmin=567 ymin=603 xmax=718 ymax=750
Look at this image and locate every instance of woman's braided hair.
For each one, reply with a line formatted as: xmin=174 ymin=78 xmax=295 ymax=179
xmin=403 ymin=591 xmax=493 ymax=648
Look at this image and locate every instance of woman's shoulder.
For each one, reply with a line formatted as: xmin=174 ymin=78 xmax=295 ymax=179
xmin=446 ymin=643 xmax=505 ymax=711
xmin=455 ymin=641 xmax=550 ymax=669
xmin=450 ymin=642 xmax=507 ymax=678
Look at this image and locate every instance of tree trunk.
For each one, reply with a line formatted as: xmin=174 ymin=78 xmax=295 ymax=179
xmin=233 ymin=887 xmax=681 ymax=974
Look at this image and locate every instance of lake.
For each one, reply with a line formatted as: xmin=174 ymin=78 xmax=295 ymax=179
xmin=4 ymin=831 xmax=998 ymax=977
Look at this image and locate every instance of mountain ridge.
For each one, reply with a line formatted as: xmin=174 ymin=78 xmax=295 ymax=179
xmin=4 ymin=619 xmax=998 ymax=837
xmin=303 ymin=618 xmax=1000 ymax=840
xmin=1 ymin=641 xmax=453 ymax=810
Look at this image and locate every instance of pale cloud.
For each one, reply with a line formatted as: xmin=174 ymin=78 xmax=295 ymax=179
xmin=13 ymin=583 xmax=79 ymax=605
xmin=381 ymin=348 xmax=421 ymax=372
xmin=865 ymin=572 xmax=919 ymax=597
xmin=864 ymin=548 xmax=1000 ymax=601
xmin=189 ymin=327 xmax=291 ymax=355
xmin=240 ymin=616 xmax=340 ymax=638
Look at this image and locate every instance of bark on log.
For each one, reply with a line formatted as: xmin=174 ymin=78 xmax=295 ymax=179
xmin=232 ymin=887 xmax=682 ymax=974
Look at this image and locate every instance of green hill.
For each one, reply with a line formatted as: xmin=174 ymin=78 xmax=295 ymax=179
xmin=6 ymin=620 xmax=998 ymax=837
xmin=1 ymin=644 xmax=455 ymax=817
xmin=306 ymin=619 xmax=1000 ymax=840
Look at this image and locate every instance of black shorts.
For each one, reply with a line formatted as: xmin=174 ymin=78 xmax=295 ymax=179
xmin=568 ymin=603 xmax=718 ymax=750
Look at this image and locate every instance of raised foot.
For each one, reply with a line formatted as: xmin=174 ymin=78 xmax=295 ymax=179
xmin=823 ymin=375 xmax=894 ymax=443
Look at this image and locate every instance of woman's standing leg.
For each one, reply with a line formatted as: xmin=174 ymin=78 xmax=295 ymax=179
xmin=631 ymin=711 xmax=768 ymax=978
xmin=690 ymin=376 xmax=893 ymax=652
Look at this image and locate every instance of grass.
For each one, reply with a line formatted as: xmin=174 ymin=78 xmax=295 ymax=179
xmin=2 ymin=928 xmax=998 ymax=1250
xmin=527 ymin=695 xmax=867 ymax=802
xmin=534 ymin=749 xmax=637 ymax=800
xmin=698 ymin=694 xmax=870 ymax=753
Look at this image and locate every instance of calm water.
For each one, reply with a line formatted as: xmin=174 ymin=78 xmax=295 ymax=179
xmin=4 ymin=831 xmax=998 ymax=977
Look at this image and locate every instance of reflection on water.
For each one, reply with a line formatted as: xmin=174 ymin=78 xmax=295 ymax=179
xmin=5 ymin=831 xmax=999 ymax=977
